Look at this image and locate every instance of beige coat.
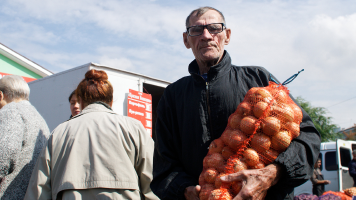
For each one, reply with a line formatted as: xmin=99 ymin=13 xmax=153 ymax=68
xmin=24 ymin=103 xmax=158 ymax=200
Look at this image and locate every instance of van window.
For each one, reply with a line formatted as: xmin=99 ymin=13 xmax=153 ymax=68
xmin=325 ymin=151 xmax=337 ymax=171
xmin=340 ymin=147 xmax=351 ymax=167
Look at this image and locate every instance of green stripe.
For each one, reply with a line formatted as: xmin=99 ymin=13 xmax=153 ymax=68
xmin=0 ymin=53 xmax=42 ymax=79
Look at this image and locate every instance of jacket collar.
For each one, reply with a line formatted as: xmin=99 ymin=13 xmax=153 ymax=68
xmin=70 ymin=102 xmax=116 ymax=120
xmin=188 ymin=50 xmax=232 ymax=82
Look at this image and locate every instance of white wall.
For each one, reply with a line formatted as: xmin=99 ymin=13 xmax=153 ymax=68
xmin=29 ymin=65 xmax=90 ymax=131
xmin=29 ymin=63 xmax=169 ymax=131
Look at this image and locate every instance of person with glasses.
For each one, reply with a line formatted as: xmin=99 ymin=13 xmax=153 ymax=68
xmin=150 ymin=6 xmax=320 ymax=200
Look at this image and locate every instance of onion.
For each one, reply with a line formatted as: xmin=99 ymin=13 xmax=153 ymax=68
xmin=204 ymin=168 xmax=219 ymax=183
xmin=243 ymin=148 xmax=260 ymax=167
xmin=221 ymin=129 xmax=233 ymax=145
xmin=229 ymin=114 xmax=242 ymax=129
xmin=208 ymin=189 xmax=232 ymax=200
xmin=272 ymin=103 xmax=294 ymax=122
xmin=253 ymin=101 xmax=270 ymax=118
xmin=199 ymin=184 xmax=215 ymax=200
xmin=209 ymin=138 xmax=225 ymax=154
xmin=246 ymin=87 xmax=259 ymax=97
xmin=260 ymin=149 xmax=279 ymax=165
xmin=237 ymin=102 xmax=252 ymax=116
xmin=256 ymin=88 xmax=272 ymax=98
xmin=271 ymin=131 xmax=292 ymax=152
xmin=204 ymin=153 xmax=224 ymax=169
xmin=231 ymin=158 xmax=248 ymax=172
xmin=249 ymin=161 xmax=265 ymax=169
xmin=251 ymin=88 xmax=273 ymax=103
xmin=284 ymin=122 xmax=300 ymax=139
xmin=290 ymin=103 xmax=303 ymax=124
xmin=222 ymin=146 xmax=235 ymax=160
xmin=273 ymin=90 xmax=288 ymax=103
xmin=250 ymin=133 xmax=271 ymax=153
xmin=228 ymin=130 xmax=247 ymax=150
xmin=240 ymin=116 xmax=258 ymax=135
xmin=262 ymin=117 xmax=281 ymax=136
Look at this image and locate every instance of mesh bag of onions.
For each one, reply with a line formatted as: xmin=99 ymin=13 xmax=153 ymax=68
xmin=199 ymin=81 xmax=303 ymax=200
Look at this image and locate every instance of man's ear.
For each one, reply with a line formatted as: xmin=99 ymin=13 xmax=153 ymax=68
xmin=183 ymin=32 xmax=191 ymax=49
xmin=0 ymin=91 xmax=6 ymax=109
xmin=224 ymin=28 xmax=231 ymax=45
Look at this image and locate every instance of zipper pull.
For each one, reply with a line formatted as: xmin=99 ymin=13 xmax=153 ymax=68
xmin=206 ymin=82 xmax=209 ymax=90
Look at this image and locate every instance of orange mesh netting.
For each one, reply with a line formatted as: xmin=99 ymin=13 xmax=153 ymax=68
xmin=199 ymin=81 xmax=303 ymax=200
xmin=323 ymin=191 xmax=352 ymax=200
xmin=344 ymin=187 xmax=356 ymax=197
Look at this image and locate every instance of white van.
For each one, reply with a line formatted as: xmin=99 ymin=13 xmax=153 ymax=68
xmin=294 ymin=139 xmax=356 ymax=195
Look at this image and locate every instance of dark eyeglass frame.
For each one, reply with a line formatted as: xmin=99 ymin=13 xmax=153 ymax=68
xmin=186 ymin=23 xmax=226 ymax=37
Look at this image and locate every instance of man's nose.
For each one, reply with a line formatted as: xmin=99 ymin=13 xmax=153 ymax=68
xmin=200 ymin=27 xmax=213 ymax=39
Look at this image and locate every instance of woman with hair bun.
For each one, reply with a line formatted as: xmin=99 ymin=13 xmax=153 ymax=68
xmin=25 ymin=69 xmax=158 ymax=200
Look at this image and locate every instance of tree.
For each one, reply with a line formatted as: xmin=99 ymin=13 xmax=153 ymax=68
xmin=295 ymin=97 xmax=342 ymax=142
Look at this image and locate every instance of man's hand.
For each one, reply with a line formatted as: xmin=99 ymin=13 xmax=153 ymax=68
xmin=221 ymin=164 xmax=282 ymax=200
xmin=184 ymin=185 xmax=201 ymax=200
xmin=324 ymin=180 xmax=331 ymax=185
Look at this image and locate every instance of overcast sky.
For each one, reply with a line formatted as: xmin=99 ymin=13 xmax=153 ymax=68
xmin=1 ymin=0 xmax=355 ymax=129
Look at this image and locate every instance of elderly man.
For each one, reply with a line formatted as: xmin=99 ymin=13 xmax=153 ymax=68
xmin=151 ymin=7 xmax=320 ymax=200
xmin=0 ymin=75 xmax=50 ymax=199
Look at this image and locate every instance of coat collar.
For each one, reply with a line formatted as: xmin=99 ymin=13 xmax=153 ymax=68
xmin=188 ymin=50 xmax=232 ymax=82
xmin=2 ymin=100 xmax=30 ymax=110
xmin=70 ymin=102 xmax=116 ymax=120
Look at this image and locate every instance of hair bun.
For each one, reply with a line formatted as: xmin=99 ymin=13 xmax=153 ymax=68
xmin=85 ymin=69 xmax=108 ymax=81
xmin=77 ymin=69 xmax=113 ymax=106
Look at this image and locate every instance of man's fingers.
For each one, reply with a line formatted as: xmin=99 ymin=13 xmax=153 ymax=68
xmin=233 ymin=187 xmax=267 ymax=200
xmin=184 ymin=186 xmax=200 ymax=200
xmin=195 ymin=185 xmax=201 ymax=193
xmin=237 ymin=186 xmax=254 ymax=199
xmin=221 ymin=171 xmax=247 ymax=182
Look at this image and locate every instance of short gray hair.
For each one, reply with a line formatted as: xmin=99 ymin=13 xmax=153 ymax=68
xmin=185 ymin=7 xmax=226 ymax=28
xmin=0 ymin=75 xmax=30 ymax=101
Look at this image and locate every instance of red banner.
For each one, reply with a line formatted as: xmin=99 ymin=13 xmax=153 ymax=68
xmin=0 ymin=72 xmax=37 ymax=82
xmin=127 ymin=89 xmax=152 ymax=137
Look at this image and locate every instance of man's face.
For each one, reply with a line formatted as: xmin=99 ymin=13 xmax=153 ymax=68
xmin=70 ymin=95 xmax=80 ymax=117
xmin=183 ymin=10 xmax=231 ymax=67
xmin=353 ymin=153 xmax=356 ymax=160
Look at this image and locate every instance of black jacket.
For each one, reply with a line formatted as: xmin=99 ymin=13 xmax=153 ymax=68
xmin=348 ymin=159 xmax=356 ymax=186
xmin=151 ymin=51 xmax=321 ymax=200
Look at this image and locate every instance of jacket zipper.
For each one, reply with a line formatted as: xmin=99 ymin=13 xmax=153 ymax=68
xmin=206 ymin=82 xmax=214 ymax=137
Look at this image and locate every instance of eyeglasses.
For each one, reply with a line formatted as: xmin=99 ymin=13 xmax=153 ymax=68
xmin=186 ymin=23 xmax=226 ymax=37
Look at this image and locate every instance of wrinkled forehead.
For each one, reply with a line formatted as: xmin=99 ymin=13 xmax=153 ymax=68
xmin=188 ymin=10 xmax=224 ymax=26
